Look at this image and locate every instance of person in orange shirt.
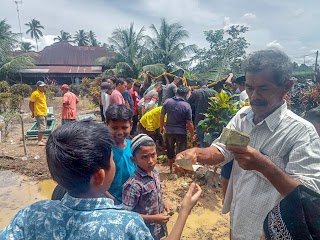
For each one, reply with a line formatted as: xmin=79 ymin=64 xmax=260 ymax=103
xmin=29 ymin=81 xmax=48 ymax=146
xmin=61 ymin=84 xmax=79 ymax=125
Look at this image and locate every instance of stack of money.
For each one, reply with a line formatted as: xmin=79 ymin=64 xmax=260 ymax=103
xmin=219 ymin=127 xmax=250 ymax=146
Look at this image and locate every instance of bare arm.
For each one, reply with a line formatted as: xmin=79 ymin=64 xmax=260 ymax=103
xmin=259 ymin=157 xmax=301 ymax=196
xmin=160 ymin=114 xmax=165 ymax=134
xmin=225 ymin=73 xmax=236 ymax=90
xmin=186 ymin=120 xmax=195 ymax=139
xmin=29 ymin=101 xmax=35 ymax=117
xmin=166 ymin=183 xmax=202 ymax=240
xmin=140 ymin=213 xmax=170 ymax=224
xmin=163 ymin=73 xmax=170 ymax=84
xmin=177 ymin=146 xmax=225 ymax=165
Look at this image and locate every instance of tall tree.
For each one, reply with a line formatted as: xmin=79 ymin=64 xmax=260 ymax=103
xmin=147 ymin=18 xmax=197 ymax=69
xmin=74 ymin=30 xmax=89 ymax=46
xmin=20 ymin=42 xmax=34 ymax=52
xmin=0 ymin=19 xmax=17 ymax=62
xmin=54 ymin=30 xmax=72 ymax=42
xmin=192 ymin=25 xmax=249 ymax=80
xmin=108 ymin=23 xmax=148 ymax=78
xmin=25 ymin=19 xmax=44 ymax=51
xmin=88 ymin=30 xmax=99 ymax=46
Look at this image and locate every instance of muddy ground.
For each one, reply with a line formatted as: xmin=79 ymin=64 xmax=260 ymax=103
xmin=0 ymin=97 xmax=230 ymax=239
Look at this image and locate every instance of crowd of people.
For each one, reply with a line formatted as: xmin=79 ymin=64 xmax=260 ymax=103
xmin=1 ymin=49 xmax=319 ymax=239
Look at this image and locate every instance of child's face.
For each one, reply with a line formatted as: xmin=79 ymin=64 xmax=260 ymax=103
xmin=107 ymin=120 xmax=132 ymax=144
xmin=133 ymin=145 xmax=157 ymax=173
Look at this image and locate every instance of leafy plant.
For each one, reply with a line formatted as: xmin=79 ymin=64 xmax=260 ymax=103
xmin=198 ymin=90 xmax=239 ymax=138
xmin=300 ymin=83 xmax=320 ymax=112
xmin=10 ymin=84 xmax=32 ymax=98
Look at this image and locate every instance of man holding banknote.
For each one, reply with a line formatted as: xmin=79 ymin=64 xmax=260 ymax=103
xmin=176 ymin=49 xmax=320 ymax=239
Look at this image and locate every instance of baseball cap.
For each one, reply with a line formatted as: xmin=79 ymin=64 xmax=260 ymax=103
xmin=61 ymin=84 xmax=69 ymax=90
xmin=101 ymin=82 xmax=113 ymax=90
xmin=36 ymin=81 xmax=46 ymax=87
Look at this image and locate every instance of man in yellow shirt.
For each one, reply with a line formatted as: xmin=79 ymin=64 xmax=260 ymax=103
xmin=139 ymin=106 xmax=166 ymax=148
xmin=29 ymin=81 xmax=47 ymax=146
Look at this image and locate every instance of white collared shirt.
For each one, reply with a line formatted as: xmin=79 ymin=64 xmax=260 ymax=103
xmin=212 ymin=103 xmax=320 ymax=239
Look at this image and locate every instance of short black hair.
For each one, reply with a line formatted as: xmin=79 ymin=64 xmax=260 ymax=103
xmin=125 ymin=78 xmax=133 ymax=84
xmin=199 ymin=79 xmax=208 ymax=86
xmin=233 ymin=76 xmax=246 ymax=86
xmin=106 ymin=104 xmax=133 ymax=123
xmin=46 ymin=121 xmax=114 ymax=196
xmin=115 ymin=78 xmax=125 ymax=86
xmin=177 ymin=85 xmax=189 ymax=97
xmin=305 ymin=106 xmax=320 ymax=123
xmin=133 ymin=82 xmax=141 ymax=88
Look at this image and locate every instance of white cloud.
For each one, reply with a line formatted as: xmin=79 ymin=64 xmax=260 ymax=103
xmin=266 ymin=40 xmax=283 ymax=49
xmin=241 ymin=13 xmax=257 ymax=22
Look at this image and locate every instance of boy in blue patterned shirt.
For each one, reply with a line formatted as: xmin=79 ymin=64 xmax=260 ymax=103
xmin=0 ymin=121 xmax=202 ymax=239
xmin=122 ymin=134 xmax=171 ymax=240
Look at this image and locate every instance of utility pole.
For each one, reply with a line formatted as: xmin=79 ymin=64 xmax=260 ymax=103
xmin=315 ymin=50 xmax=319 ymax=82
xmin=14 ymin=0 xmax=23 ymax=43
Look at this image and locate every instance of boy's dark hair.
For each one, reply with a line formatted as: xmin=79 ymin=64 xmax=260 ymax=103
xmin=106 ymin=104 xmax=133 ymax=123
xmin=115 ymin=78 xmax=125 ymax=86
xmin=233 ymin=76 xmax=246 ymax=86
xmin=305 ymin=106 xmax=320 ymax=123
xmin=177 ymin=85 xmax=189 ymax=97
xmin=46 ymin=121 xmax=114 ymax=196
xmin=133 ymin=82 xmax=141 ymax=88
xmin=126 ymin=78 xmax=133 ymax=84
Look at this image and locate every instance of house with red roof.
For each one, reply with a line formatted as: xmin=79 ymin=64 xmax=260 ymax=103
xmin=18 ymin=42 xmax=115 ymax=85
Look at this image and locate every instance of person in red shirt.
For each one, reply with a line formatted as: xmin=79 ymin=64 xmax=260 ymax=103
xmin=61 ymin=84 xmax=79 ymax=125
xmin=130 ymin=82 xmax=141 ymax=135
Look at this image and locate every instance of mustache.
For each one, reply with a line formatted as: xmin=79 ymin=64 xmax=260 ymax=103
xmin=250 ymin=99 xmax=267 ymax=106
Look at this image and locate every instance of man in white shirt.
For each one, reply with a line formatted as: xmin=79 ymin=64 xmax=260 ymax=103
xmin=100 ymin=82 xmax=113 ymax=122
xmin=176 ymin=49 xmax=320 ymax=239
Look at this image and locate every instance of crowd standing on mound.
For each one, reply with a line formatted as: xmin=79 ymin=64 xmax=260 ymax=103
xmin=0 ymin=49 xmax=319 ymax=239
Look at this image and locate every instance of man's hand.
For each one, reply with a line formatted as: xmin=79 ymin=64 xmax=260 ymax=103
xmin=153 ymin=213 xmax=171 ymax=224
xmin=226 ymin=145 xmax=268 ymax=171
xmin=180 ymin=182 xmax=202 ymax=213
xmin=176 ymin=148 xmax=198 ymax=164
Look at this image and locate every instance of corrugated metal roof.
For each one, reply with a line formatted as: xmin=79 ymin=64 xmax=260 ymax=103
xmin=36 ymin=42 xmax=115 ymax=66
xmin=19 ymin=65 xmax=102 ymax=74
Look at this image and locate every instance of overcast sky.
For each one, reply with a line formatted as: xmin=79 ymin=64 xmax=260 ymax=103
xmin=1 ymin=0 xmax=319 ymax=64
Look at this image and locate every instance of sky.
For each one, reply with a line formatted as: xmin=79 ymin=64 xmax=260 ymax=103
xmin=1 ymin=0 xmax=319 ymax=65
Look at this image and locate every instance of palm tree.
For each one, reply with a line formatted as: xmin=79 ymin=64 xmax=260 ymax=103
xmin=88 ymin=30 xmax=99 ymax=46
xmin=20 ymin=42 xmax=34 ymax=52
xmin=74 ymin=30 xmax=89 ymax=46
xmin=54 ymin=30 xmax=72 ymax=42
xmin=147 ymin=18 xmax=197 ymax=69
xmin=108 ymin=23 xmax=149 ymax=78
xmin=0 ymin=20 xmax=36 ymax=79
xmin=25 ymin=19 xmax=44 ymax=52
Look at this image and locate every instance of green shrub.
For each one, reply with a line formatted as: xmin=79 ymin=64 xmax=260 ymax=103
xmin=10 ymin=84 xmax=32 ymax=98
xmin=0 ymin=81 xmax=10 ymax=93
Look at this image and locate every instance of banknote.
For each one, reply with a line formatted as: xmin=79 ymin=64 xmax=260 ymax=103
xmin=219 ymin=127 xmax=250 ymax=146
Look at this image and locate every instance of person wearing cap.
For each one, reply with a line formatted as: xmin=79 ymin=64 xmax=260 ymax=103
xmin=122 ymin=134 xmax=172 ymax=240
xmin=61 ymin=84 xmax=79 ymax=125
xmin=29 ymin=81 xmax=47 ymax=146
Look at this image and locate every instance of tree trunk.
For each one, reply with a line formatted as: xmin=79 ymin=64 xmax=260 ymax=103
xmin=36 ymin=38 xmax=38 ymax=52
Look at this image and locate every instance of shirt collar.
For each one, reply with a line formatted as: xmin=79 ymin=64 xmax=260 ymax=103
xmin=61 ymin=193 xmax=123 ymax=211
xmin=172 ymin=96 xmax=186 ymax=102
xmin=136 ymin=165 xmax=158 ymax=178
xmin=240 ymin=102 xmax=288 ymax=132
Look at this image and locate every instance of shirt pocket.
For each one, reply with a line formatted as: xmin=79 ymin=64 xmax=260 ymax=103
xmin=141 ymin=183 xmax=158 ymax=212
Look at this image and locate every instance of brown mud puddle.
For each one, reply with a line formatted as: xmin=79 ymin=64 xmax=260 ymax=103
xmin=0 ymin=170 xmax=56 ymax=229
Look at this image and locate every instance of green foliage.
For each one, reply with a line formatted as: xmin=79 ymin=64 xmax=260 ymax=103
xmin=192 ymin=25 xmax=249 ymax=79
xmin=198 ymin=90 xmax=239 ymax=137
xmin=54 ymin=30 xmax=72 ymax=42
xmin=10 ymin=84 xmax=32 ymax=98
xmin=45 ymin=85 xmax=60 ymax=99
xmin=20 ymin=42 xmax=34 ymax=52
xmin=0 ymin=80 xmax=9 ymax=92
xmin=147 ymin=18 xmax=197 ymax=68
xmin=300 ymin=84 xmax=320 ymax=112
xmin=1 ymin=111 xmax=19 ymax=140
xmin=74 ymin=29 xmax=89 ymax=46
xmin=25 ymin=19 xmax=44 ymax=51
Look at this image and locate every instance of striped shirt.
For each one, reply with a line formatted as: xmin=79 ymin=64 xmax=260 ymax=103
xmin=212 ymin=103 xmax=320 ymax=239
